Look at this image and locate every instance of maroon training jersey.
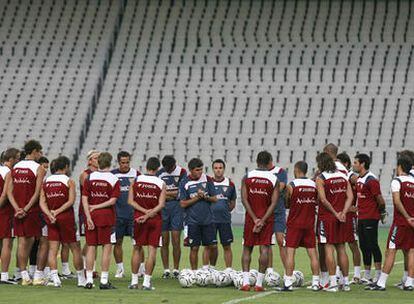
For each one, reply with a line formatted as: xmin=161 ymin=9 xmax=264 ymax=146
xmin=318 ymin=171 xmax=348 ymax=220
xmin=11 ymin=160 xmax=40 ymax=213
xmin=82 ymin=171 xmax=120 ymax=227
xmin=43 ymin=174 xmax=73 ymax=222
xmin=132 ymin=174 xmax=164 ymax=221
xmin=356 ymin=172 xmax=382 ymax=220
xmin=391 ymin=175 xmax=414 ymax=226
xmin=287 ymin=178 xmax=318 ymax=229
xmin=0 ymin=165 xmax=12 ymax=216
xmin=243 ymin=169 xmax=277 ymax=223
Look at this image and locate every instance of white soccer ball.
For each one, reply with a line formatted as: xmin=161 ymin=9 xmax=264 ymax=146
xmin=178 ymin=270 xmax=196 ymax=288
xmin=232 ymin=272 xmax=244 ymax=289
xmin=293 ymin=270 xmax=305 ymax=287
xmin=215 ymin=271 xmax=232 ymax=287
xmin=249 ymin=269 xmax=258 ymax=286
xmin=265 ymin=271 xmax=281 ymax=287
xmin=196 ymin=269 xmax=210 ymax=287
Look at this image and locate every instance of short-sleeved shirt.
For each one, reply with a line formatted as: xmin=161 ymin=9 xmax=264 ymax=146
xmin=318 ymin=171 xmax=348 ymax=221
xmin=12 ymin=160 xmax=40 ymax=213
xmin=356 ymin=172 xmax=382 ymax=220
xmin=43 ymin=174 xmax=73 ymax=221
xmin=82 ymin=171 xmax=120 ymax=227
xmin=243 ymin=169 xmax=277 ymax=224
xmin=179 ymin=173 xmax=217 ymax=226
xmin=157 ymin=165 xmax=187 ymax=203
xmin=269 ymin=166 xmax=287 ymax=215
xmin=286 ymin=178 xmax=318 ymax=229
xmin=211 ymin=177 xmax=237 ymax=224
xmin=131 ymin=174 xmax=164 ymax=221
xmin=335 ymin=161 xmax=349 ymax=175
xmin=111 ymin=168 xmax=140 ymax=220
xmin=0 ymin=166 xmax=12 ymax=216
xmin=391 ymin=175 xmax=414 ymax=226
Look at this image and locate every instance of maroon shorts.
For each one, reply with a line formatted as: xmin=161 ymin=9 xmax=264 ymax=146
xmin=0 ymin=212 xmax=13 ymax=239
xmin=387 ymin=224 xmax=414 ymax=250
xmin=345 ymin=215 xmax=358 ymax=243
xmin=317 ymin=218 xmax=347 ymax=244
xmin=133 ymin=219 xmax=162 ymax=247
xmin=14 ymin=212 xmax=41 ymax=238
xmin=243 ymin=220 xmax=273 ymax=247
xmin=285 ymin=226 xmax=316 ymax=248
xmin=47 ymin=215 xmax=78 ymax=244
xmin=85 ymin=226 xmax=115 ymax=246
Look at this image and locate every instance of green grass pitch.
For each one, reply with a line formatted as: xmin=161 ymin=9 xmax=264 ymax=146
xmin=0 ymin=227 xmax=413 ymax=304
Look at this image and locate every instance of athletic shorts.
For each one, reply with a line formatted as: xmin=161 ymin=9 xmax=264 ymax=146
xmin=133 ymin=218 xmax=162 ymax=247
xmin=285 ymin=226 xmax=316 ymax=248
xmin=14 ymin=212 xmax=41 ymax=238
xmin=0 ymin=212 xmax=13 ymax=239
xmin=317 ymin=218 xmax=347 ymax=244
xmin=345 ymin=215 xmax=358 ymax=243
xmin=273 ymin=211 xmax=286 ymax=233
xmin=47 ymin=215 xmax=79 ymax=244
xmin=214 ymin=223 xmax=234 ymax=246
xmin=387 ymin=224 xmax=414 ymax=250
xmin=184 ymin=223 xmax=217 ymax=247
xmin=162 ymin=201 xmax=184 ymax=231
xmin=85 ymin=226 xmax=116 ymax=246
xmin=115 ymin=217 xmax=134 ymax=239
xmin=243 ymin=219 xmax=273 ymax=247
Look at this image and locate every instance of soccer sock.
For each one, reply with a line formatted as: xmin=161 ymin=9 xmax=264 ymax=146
xmin=77 ymin=270 xmax=86 ymax=285
xmin=14 ymin=267 xmax=21 ymax=279
xmin=86 ymin=271 xmax=93 ymax=284
xmin=377 ymin=272 xmax=388 ymax=288
xmin=329 ymin=275 xmax=337 ymax=287
xmin=266 ymin=267 xmax=274 ymax=274
xmin=62 ymin=262 xmax=70 ymax=275
xmin=163 ymin=269 xmax=170 ymax=274
xmin=1 ymin=272 xmax=9 ymax=281
xmin=354 ymin=266 xmax=361 ymax=279
xmin=338 ymin=271 xmax=344 ymax=285
xmin=242 ymin=272 xmax=250 ymax=286
xmin=402 ymin=271 xmax=408 ymax=283
xmin=116 ymin=263 xmax=124 ymax=272
xmin=335 ymin=266 xmax=341 ymax=277
xmin=51 ymin=270 xmax=60 ymax=284
xmin=312 ymin=275 xmax=319 ymax=286
xmin=143 ymin=274 xmax=151 ymax=288
xmin=202 ymin=265 xmax=209 ymax=270
xmin=34 ymin=270 xmax=44 ymax=280
xmin=131 ymin=273 xmax=139 ymax=285
xmin=21 ymin=270 xmax=30 ymax=281
xmin=100 ymin=271 xmax=109 ymax=285
xmin=343 ymin=276 xmax=349 ymax=285
xmin=364 ymin=269 xmax=371 ymax=280
xmin=320 ymin=272 xmax=328 ymax=286
xmin=256 ymin=272 xmax=264 ymax=287
xmin=404 ymin=276 xmax=414 ymax=287
xmin=374 ymin=269 xmax=381 ymax=282
xmin=44 ymin=267 xmax=50 ymax=278
xmin=284 ymin=275 xmax=294 ymax=287
xmin=225 ymin=267 xmax=233 ymax=272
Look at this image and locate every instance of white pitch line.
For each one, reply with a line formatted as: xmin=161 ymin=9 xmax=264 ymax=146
xmin=222 ymin=291 xmax=278 ymax=304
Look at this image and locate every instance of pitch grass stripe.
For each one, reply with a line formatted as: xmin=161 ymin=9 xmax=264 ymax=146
xmin=222 ymin=291 xmax=279 ymax=304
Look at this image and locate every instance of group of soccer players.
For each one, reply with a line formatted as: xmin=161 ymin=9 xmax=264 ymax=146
xmin=0 ymin=139 xmax=414 ymax=293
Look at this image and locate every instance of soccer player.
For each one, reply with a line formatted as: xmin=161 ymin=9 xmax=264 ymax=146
xmin=284 ymin=161 xmax=320 ymax=291
xmin=315 ymin=152 xmax=353 ymax=292
xmin=157 ymin=155 xmax=186 ymax=279
xmin=0 ymin=148 xmax=20 ymax=284
xmin=82 ymin=152 xmax=120 ymax=289
xmin=111 ymin=151 xmax=140 ymax=278
xmin=241 ymin=151 xmax=279 ymax=292
xmin=267 ymin=159 xmax=288 ymax=274
xmin=79 ymin=150 xmax=99 ymax=274
xmin=128 ymin=157 xmax=166 ymax=290
xmin=369 ymin=156 xmax=414 ymax=291
xmin=353 ymin=153 xmax=386 ymax=285
xmin=39 ymin=156 xmax=86 ymax=287
xmin=179 ymin=158 xmax=218 ymax=270
xmin=202 ymin=159 xmax=236 ymax=270
xmin=7 ymin=140 xmax=46 ymax=285
xmin=336 ymin=152 xmax=362 ymax=283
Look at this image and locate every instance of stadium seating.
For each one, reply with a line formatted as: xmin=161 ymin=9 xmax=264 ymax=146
xmin=1 ymin=1 xmax=414 ymax=223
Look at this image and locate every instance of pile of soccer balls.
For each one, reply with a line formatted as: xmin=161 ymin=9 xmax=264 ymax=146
xmin=178 ymin=268 xmax=305 ymax=289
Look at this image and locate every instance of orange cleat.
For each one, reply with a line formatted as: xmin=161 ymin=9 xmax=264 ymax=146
xmin=240 ymin=285 xmax=251 ymax=291
xmin=254 ymin=286 xmax=265 ymax=292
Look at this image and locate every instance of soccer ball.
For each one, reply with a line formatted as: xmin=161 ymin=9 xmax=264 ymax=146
xmin=215 ymin=271 xmax=232 ymax=287
xmin=232 ymin=272 xmax=244 ymax=289
xmin=293 ymin=270 xmax=305 ymax=287
xmin=178 ymin=270 xmax=196 ymax=288
xmin=208 ymin=269 xmax=220 ymax=286
xmin=265 ymin=271 xmax=281 ymax=287
xmin=196 ymin=269 xmax=210 ymax=287
xmin=249 ymin=269 xmax=258 ymax=286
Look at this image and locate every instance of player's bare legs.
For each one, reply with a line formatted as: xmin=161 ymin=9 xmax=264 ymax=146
xmin=336 ymin=244 xmax=349 ymax=285
xmin=171 ymin=230 xmax=181 ymax=272
xmin=324 ymin=243 xmax=338 ymax=289
xmin=47 ymin=240 xmax=61 ymax=286
xmin=203 ymin=244 xmax=214 ymax=267
xmin=34 ymin=236 xmax=48 ymax=284
xmin=17 ymin=236 xmax=35 ymax=284
xmin=68 ymin=241 xmax=86 ymax=286
xmin=161 ymin=231 xmax=170 ymax=275
xmin=85 ymin=245 xmax=96 ymax=286
xmin=143 ymin=245 xmax=157 ymax=289
xmin=373 ymin=248 xmax=397 ymax=290
xmin=255 ymin=245 xmax=269 ymax=290
xmin=318 ymin=243 xmax=328 ymax=287
xmin=241 ymin=245 xmax=252 ymax=291
xmin=0 ymin=238 xmax=13 ymax=282
xmin=190 ymin=246 xmax=199 ymax=270
xmin=100 ymin=244 xmax=112 ymax=287
xmin=223 ymin=245 xmax=232 ymax=268
xmin=114 ymin=237 xmax=124 ymax=276
xmin=348 ymin=241 xmax=361 ymax=281
xmin=276 ymin=233 xmax=287 ymax=269
xmin=285 ymin=247 xmax=295 ymax=276
xmin=60 ymin=243 xmax=72 ymax=277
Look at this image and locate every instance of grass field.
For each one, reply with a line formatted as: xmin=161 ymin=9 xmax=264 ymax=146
xmin=0 ymin=227 xmax=413 ymax=304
